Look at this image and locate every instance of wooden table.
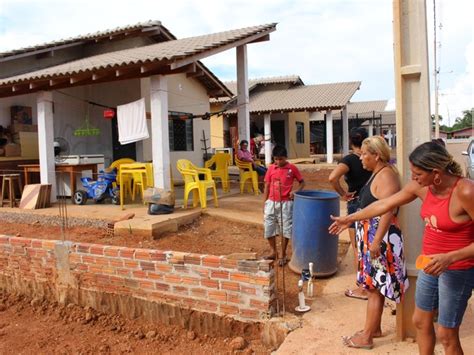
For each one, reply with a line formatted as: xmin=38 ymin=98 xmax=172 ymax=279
xmin=19 ymin=163 xmax=98 ymax=195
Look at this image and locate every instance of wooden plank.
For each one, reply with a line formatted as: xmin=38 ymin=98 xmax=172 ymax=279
xmin=19 ymin=184 xmax=42 ymax=209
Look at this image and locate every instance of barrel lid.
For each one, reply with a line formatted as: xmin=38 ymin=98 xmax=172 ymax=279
xmin=294 ymin=190 xmax=339 ymax=200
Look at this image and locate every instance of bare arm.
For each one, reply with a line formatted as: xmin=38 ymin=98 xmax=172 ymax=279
xmin=328 ymin=163 xmax=354 ymax=200
xmin=424 ymin=178 xmax=474 ymax=275
xmin=329 ymin=180 xmax=420 ymax=235
xmin=290 ymin=180 xmax=305 ymax=200
xmin=368 ymin=170 xmax=401 ymax=258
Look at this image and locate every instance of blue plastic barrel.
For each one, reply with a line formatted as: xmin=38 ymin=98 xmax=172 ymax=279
xmin=289 ymin=190 xmax=340 ymax=277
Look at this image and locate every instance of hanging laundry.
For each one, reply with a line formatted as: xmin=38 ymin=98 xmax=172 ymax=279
xmin=117 ymin=97 xmax=149 ymax=145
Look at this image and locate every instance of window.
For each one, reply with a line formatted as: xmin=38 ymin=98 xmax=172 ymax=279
xmin=169 ymin=112 xmax=193 ymax=151
xmin=296 ymin=121 xmax=305 ymax=144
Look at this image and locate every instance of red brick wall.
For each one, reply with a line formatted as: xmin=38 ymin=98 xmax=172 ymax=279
xmin=0 ymin=235 xmax=274 ymax=321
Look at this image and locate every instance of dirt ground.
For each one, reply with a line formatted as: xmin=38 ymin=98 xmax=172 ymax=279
xmin=0 ymin=215 xmax=349 ymax=353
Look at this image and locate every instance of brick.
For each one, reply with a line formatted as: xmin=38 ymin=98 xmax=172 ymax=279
xmin=240 ymin=308 xmax=260 ymax=319
xmin=124 ymin=279 xmax=139 ymax=289
xmin=82 ymin=255 xmax=95 ymax=264
xmin=194 ymin=300 xmax=218 ymax=312
xmin=250 ymin=298 xmax=270 ymax=310
xmin=173 ymin=264 xmax=189 ymax=273
xmin=252 ymin=275 xmax=271 ymax=286
xmin=35 ymin=250 xmax=47 ymax=258
xmin=75 ymin=244 xmax=90 ymax=253
xmin=208 ymin=290 xmax=226 ymax=302
xmin=116 ymin=268 xmax=131 ymax=277
xmin=90 ymin=245 xmax=105 ymax=255
xmin=202 ymin=255 xmax=221 ymax=268
xmin=210 ymin=270 xmax=229 ymax=279
xmin=132 ymin=270 xmax=147 ymax=279
xmin=31 ymin=240 xmax=42 ymax=248
xmin=221 ymin=281 xmax=240 ymax=292
xmin=102 ymin=266 xmax=116 ymax=275
xmin=95 ymin=257 xmax=110 ymax=266
xmin=181 ymin=276 xmax=199 ymax=285
xmin=168 ymin=252 xmax=186 ymax=265
xmin=109 ymin=259 xmax=124 ymax=268
xmin=258 ymin=260 xmax=273 ymax=272
xmin=220 ymin=258 xmax=238 ymax=269
xmin=156 ymin=264 xmax=172 ymax=273
xmin=155 ymin=282 xmax=170 ymax=292
xmin=219 ymin=304 xmax=239 ymax=315
xmin=190 ymin=287 xmax=207 ymax=298
xmin=149 ymin=251 xmax=167 ymax=261
xmin=173 ymin=285 xmax=189 ymax=295
xmin=104 ymin=246 xmax=121 ymax=257
xmin=119 ymin=248 xmax=135 ymax=259
xmin=227 ymin=293 xmax=242 ymax=304
xmin=95 ymin=274 xmax=110 ymax=285
xmin=140 ymin=261 xmax=155 ymax=271
xmin=89 ymin=265 xmax=103 ymax=273
xmin=0 ymin=236 xmax=9 ymax=244
xmin=134 ymin=249 xmax=152 ymax=260
xmin=109 ymin=276 xmax=124 ymax=286
xmin=201 ymin=279 xmax=218 ymax=289
xmin=237 ymin=260 xmax=259 ymax=273
xmin=139 ymin=280 xmax=154 ymax=289
xmin=241 ymin=285 xmax=257 ymax=295
xmin=184 ymin=253 xmax=202 ymax=265
xmin=147 ymin=272 xmax=163 ymax=280
xmin=69 ymin=254 xmax=82 ymax=264
xmin=26 ymin=249 xmax=36 ymax=257
xmin=10 ymin=237 xmax=31 ymax=247
xmin=230 ymin=272 xmax=250 ymax=283
xmin=124 ymin=260 xmax=139 ymax=269
xmin=164 ymin=274 xmax=181 ymax=284
xmin=75 ymin=263 xmax=88 ymax=272
xmin=190 ymin=267 xmax=209 ymax=278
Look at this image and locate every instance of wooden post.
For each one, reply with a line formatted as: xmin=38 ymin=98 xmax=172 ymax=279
xmin=393 ymin=0 xmax=431 ymax=340
xmin=150 ymin=75 xmax=171 ymax=190
xmin=236 ymin=45 xmax=250 ymax=143
xmin=37 ymin=91 xmax=57 ymax=202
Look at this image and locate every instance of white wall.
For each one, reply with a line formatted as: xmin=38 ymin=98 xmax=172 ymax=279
xmin=140 ymin=73 xmax=211 ymax=180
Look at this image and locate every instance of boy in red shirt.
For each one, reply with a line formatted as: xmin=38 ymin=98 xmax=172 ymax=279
xmin=263 ymin=145 xmax=305 ymax=266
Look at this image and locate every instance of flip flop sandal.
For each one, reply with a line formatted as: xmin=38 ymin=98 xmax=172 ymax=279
xmin=344 ymin=289 xmax=368 ymax=300
xmin=341 ymin=336 xmax=373 ymax=350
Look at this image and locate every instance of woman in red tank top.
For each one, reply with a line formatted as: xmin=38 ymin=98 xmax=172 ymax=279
xmin=329 ymin=141 xmax=474 ymax=355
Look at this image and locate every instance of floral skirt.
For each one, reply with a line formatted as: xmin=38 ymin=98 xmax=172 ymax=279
xmin=355 ymin=217 xmax=409 ymax=303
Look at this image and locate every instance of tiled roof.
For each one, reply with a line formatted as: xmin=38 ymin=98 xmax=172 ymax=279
xmin=0 ymin=23 xmax=276 ymax=85
xmin=333 ymin=100 xmax=388 ymax=117
xmin=0 ymin=20 xmax=171 ymax=59
xmin=225 ymin=81 xmax=360 ymax=114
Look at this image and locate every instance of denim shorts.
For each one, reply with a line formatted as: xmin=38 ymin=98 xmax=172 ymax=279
xmin=264 ymin=200 xmax=293 ymax=239
xmin=347 ymin=197 xmax=360 ymax=228
xmin=415 ymin=269 xmax=474 ymax=328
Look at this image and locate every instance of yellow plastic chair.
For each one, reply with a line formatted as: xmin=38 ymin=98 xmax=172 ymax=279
xmin=176 ymin=159 xmax=218 ymax=209
xmin=130 ymin=163 xmax=154 ymax=203
xmin=119 ymin=163 xmax=148 ymax=209
xmin=234 ymin=156 xmax=260 ymax=195
xmin=106 ymin=158 xmax=134 ymax=198
xmin=204 ymin=153 xmax=231 ymax=192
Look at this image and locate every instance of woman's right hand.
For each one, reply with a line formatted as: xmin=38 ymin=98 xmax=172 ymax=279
xmin=329 ymin=215 xmax=351 ymax=235
xmin=343 ymin=192 xmax=356 ymax=201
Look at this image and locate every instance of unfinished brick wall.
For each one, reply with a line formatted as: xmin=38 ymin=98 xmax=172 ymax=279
xmin=0 ymin=235 xmax=274 ymax=321
xmin=298 ymin=165 xmax=338 ymax=191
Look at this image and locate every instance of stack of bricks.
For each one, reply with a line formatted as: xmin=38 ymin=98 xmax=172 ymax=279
xmin=0 ymin=235 xmax=275 ymax=321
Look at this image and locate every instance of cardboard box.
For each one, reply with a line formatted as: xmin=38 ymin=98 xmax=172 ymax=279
xmin=19 ymin=132 xmax=38 ymax=158
xmin=4 ymin=143 xmax=21 ymax=157
xmin=10 ymin=123 xmax=38 ymax=133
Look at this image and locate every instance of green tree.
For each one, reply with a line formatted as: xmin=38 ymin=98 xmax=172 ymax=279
xmin=451 ymin=108 xmax=473 ymax=131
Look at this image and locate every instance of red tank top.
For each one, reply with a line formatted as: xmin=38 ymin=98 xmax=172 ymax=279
xmin=420 ymin=178 xmax=474 ymax=270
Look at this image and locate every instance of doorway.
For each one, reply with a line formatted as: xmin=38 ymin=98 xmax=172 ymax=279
xmin=271 ymin=120 xmax=285 ymax=147
xmin=111 ymin=117 xmax=136 ymax=161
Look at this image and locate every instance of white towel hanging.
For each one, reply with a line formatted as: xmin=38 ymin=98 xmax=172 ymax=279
xmin=117 ymin=97 xmax=149 ymax=145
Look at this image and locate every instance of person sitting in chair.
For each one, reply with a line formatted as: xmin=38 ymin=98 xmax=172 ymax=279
xmin=237 ymin=140 xmax=267 ymax=177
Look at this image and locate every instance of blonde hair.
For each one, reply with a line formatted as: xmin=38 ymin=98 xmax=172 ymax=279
xmin=409 ymin=142 xmax=463 ymax=176
xmin=362 ymin=136 xmax=391 ymax=164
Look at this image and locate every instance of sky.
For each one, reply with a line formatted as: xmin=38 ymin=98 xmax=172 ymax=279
xmin=0 ymin=0 xmax=472 ymax=126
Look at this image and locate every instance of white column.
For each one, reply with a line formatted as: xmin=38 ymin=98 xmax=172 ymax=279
xmin=325 ymin=110 xmax=333 ymax=164
xmin=236 ymin=44 xmax=249 ymax=143
xmin=386 ymin=129 xmax=393 ymax=147
xmin=37 ymin=91 xmax=57 ymax=202
xmin=264 ymin=113 xmax=272 ymax=166
xmin=368 ymin=119 xmax=374 ymax=137
xmin=342 ymin=105 xmax=349 ymax=156
xmin=150 ymin=75 xmax=170 ymax=190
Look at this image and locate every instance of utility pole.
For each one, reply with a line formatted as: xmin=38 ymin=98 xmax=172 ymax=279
xmin=433 ymin=0 xmax=440 ymax=138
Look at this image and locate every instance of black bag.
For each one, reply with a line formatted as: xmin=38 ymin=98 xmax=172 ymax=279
xmin=148 ymin=203 xmax=174 ymax=215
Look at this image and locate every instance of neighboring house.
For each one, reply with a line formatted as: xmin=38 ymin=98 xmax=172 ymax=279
xmin=211 ymin=76 xmax=360 ymax=163
xmin=448 ymin=126 xmax=473 ymax=139
xmin=0 ymin=21 xmax=276 ymax=199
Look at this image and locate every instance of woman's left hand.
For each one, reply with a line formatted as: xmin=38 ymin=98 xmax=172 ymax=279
xmin=424 ymin=253 xmax=454 ymax=276
xmin=369 ymin=241 xmax=382 ymax=259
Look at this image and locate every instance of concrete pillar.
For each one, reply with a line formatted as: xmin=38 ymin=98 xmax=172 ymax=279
xmin=264 ymin=113 xmax=272 ymax=166
xmin=368 ymin=119 xmax=374 ymax=137
xmin=325 ymin=110 xmax=333 ymax=164
xmin=393 ymin=0 xmax=431 ymax=339
xmin=236 ymin=45 xmax=250 ymax=143
xmin=150 ymin=75 xmax=171 ymax=190
xmin=342 ymin=106 xmax=349 ymax=155
xmin=37 ymin=91 xmax=57 ymax=202
xmin=386 ymin=129 xmax=394 ymax=147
